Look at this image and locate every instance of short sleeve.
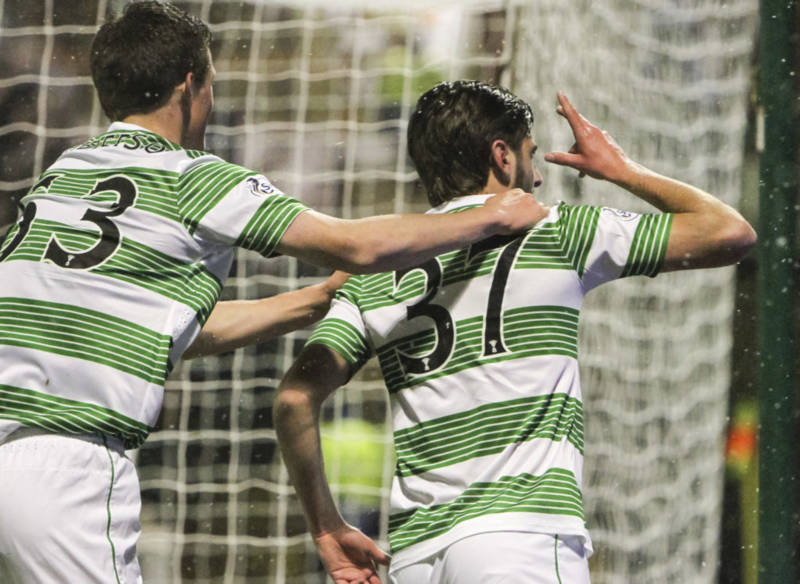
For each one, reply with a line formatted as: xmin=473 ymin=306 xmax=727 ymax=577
xmin=306 ymin=287 xmax=373 ymax=375
xmin=580 ymin=206 xmax=673 ymax=291
xmin=177 ymin=155 xmax=308 ymax=257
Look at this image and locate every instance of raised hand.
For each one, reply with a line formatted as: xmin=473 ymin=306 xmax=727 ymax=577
xmin=483 ymin=187 xmax=549 ymax=234
xmin=544 ymin=92 xmax=634 ymax=184
xmin=315 ymin=523 xmax=391 ymax=584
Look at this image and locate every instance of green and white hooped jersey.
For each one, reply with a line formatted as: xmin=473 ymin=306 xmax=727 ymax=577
xmin=307 ymin=194 xmax=672 ymax=569
xmin=0 ymin=122 xmax=308 ymax=449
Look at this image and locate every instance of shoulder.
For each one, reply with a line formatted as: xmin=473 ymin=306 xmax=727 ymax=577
xmin=334 ymin=273 xmax=376 ymax=305
xmin=175 ymin=153 xmax=262 ymax=194
xmin=176 ymin=151 xmax=231 ymax=175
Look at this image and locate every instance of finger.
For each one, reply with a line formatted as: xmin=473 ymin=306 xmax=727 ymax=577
xmin=330 ymin=269 xmax=350 ymax=280
xmin=543 ymin=151 xmax=582 ymax=167
xmin=556 ymin=92 xmax=593 ymax=137
xmin=326 ymin=270 xmax=351 ymax=289
xmin=367 ymin=543 xmax=392 ymax=566
xmin=556 ymin=92 xmax=579 ymax=122
xmin=555 ymin=105 xmax=588 ymax=127
xmin=333 ymin=575 xmax=370 ymax=584
xmin=502 ymin=189 xmax=533 ymax=206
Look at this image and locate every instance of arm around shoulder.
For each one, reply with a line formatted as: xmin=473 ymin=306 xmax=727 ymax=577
xmin=274 ymin=189 xmax=548 ymax=274
xmin=183 ymin=271 xmax=348 ymax=359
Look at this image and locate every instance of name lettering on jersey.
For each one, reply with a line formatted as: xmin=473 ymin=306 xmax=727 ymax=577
xmin=77 ymin=132 xmax=168 ymax=154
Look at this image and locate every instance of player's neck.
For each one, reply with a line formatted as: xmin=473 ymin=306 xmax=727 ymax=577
xmin=121 ymin=104 xmax=183 ymax=147
xmin=477 ymin=176 xmax=513 ymax=196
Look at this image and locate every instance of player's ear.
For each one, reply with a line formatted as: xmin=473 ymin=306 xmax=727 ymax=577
xmin=489 ymin=139 xmax=513 ymax=185
xmin=490 ymin=139 xmax=512 ymax=167
xmin=173 ymin=73 xmax=193 ymax=104
xmin=183 ymin=72 xmax=194 ymax=96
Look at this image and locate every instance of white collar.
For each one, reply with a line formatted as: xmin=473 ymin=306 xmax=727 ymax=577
xmin=427 ymin=194 xmax=494 ymax=214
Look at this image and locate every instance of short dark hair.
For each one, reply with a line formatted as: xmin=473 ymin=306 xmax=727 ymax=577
xmin=407 ymin=80 xmax=534 ymax=206
xmin=90 ymin=1 xmax=212 ymax=121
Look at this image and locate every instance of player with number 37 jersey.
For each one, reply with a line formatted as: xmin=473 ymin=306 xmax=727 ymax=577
xmin=274 ymin=81 xmax=755 ymax=584
xmin=307 ymin=196 xmax=671 ymax=570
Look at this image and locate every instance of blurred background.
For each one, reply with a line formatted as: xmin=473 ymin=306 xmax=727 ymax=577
xmin=0 ymin=1 xmax=797 ymax=583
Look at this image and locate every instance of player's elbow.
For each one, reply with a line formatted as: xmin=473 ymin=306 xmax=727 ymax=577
xmin=335 ymin=236 xmax=401 ymax=274
xmin=717 ymin=216 xmax=757 ymax=264
xmin=311 ymin=226 xmax=381 ymax=274
xmin=273 ymin=387 xmax=314 ymax=426
xmin=341 ymin=245 xmax=384 ymax=274
xmin=669 ymin=210 xmax=757 ymax=270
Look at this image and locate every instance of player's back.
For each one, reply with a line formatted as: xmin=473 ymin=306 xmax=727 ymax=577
xmin=0 ymin=123 xmax=246 ymax=448
xmin=309 ymin=193 xmax=599 ymax=564
xmin=307 ymin=190 xmax=670 ymax=564
xmin=335 ymin=195 xmax=589 ymax=400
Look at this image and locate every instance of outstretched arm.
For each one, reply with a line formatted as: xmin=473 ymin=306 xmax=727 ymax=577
xmin=274 ymin=344 xmax=391 ymax=584
xmin=183 ymin=272 xmax=348 ymax=359
xmin=275 ymin=188 xmax=548 ymax=274
xmin=544 ymin=92 xmax=756 ymax=271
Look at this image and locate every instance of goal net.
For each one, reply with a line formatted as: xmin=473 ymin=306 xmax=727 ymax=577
xmin=510 ymin=2 xmax=758 ymax=582
xmin=0 ymin=0 xmax=757 ymax=583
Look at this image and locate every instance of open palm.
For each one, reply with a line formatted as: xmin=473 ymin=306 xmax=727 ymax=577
xmin=316 ymin=524 xmax=391 ymax=584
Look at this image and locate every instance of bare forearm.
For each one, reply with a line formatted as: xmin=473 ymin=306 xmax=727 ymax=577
xmin=281 ymin=210 xmax=500 ymax=274
xmin=613 ymin=161 xmax=736 ymax=215
xmin=274 ymin=389 xmax=345 ymax=537
xmin=276 ymin=189 xmax=547 ymax=274
xmin=544 ymin=92 xmax=756 ymax=270
xmin=337 ymin=210 xmax=506 ymax=273
xmin=184 ymin=283 xmax=335 ymax=359
xmin=614 ymin=162 xmax=756 ymax=270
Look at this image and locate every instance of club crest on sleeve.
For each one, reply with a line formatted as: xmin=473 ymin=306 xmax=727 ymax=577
xmin=246 ymin=176 xmax=276 ymax=197
xmin=601 ymin=207 xmax=639 ymax=221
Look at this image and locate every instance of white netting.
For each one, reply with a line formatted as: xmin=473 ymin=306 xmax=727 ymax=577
xmin=0 ymin=1 xmax=756 ymax=583
xmin=510 ymin=1 xmax=757 ymax=582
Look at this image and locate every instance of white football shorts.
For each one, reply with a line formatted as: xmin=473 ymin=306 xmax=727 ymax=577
xmin=0 ymin=429 xmax=143 ymax=584
xmin=389 ymin=530 xmax=591 ymax=584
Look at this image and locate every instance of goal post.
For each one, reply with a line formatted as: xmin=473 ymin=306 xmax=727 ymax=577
xmin=0 ymin=1 xmax=758 ymax=583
